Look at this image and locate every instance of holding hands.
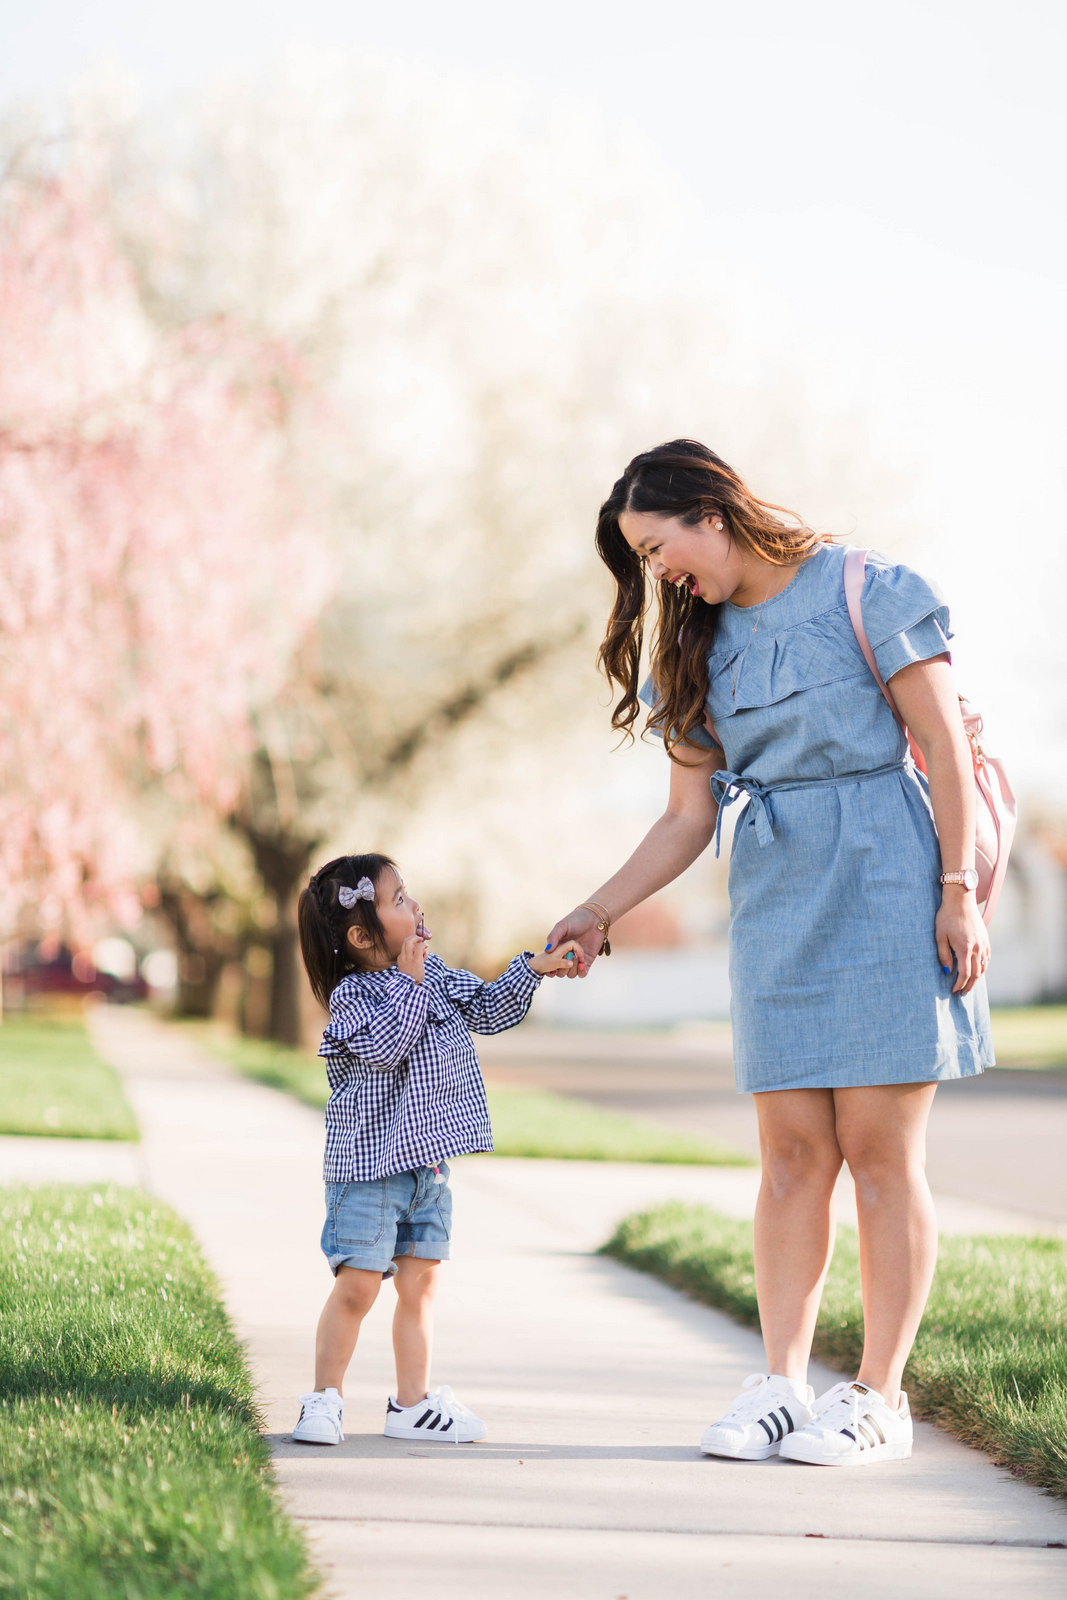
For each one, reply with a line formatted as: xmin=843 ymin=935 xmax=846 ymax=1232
xmin=541 ymin=903 xmax=610 ymax=978
xmin=529 ymin=940 xmax=588 ymax=977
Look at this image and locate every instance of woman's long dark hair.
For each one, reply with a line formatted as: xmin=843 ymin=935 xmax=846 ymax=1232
xmin=596 ymin=440 xmax=824 ymax=760
xmin=298 ymin=853 xmax=398 ymax=1009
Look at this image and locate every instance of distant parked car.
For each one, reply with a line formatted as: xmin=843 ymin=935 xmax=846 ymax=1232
xmin=2 ymin=941 xmax=149 ymax=1006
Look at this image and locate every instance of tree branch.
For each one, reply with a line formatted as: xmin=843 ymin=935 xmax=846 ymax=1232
xmin=368 ymin=615 xmax=587 ymax=784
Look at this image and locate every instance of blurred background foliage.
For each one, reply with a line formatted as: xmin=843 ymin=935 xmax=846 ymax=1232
xmin=0 ymin=55 xmax=1010 ymax=1042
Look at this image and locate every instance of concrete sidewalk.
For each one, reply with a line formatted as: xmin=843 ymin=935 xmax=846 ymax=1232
xmin=77 ymin=1007 xmax=1067 ymax=1600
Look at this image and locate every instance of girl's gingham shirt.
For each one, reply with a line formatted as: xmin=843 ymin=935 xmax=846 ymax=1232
xmin=318 ymin=951 xmax=542 ymax=1183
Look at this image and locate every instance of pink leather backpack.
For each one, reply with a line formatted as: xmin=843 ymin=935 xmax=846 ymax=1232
xmin=843 ymin=548 xmax=1017 ymax=925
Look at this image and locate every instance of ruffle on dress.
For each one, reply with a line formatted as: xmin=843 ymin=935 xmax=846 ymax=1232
xmin=640 ymin=549 xmax=952 ymax=734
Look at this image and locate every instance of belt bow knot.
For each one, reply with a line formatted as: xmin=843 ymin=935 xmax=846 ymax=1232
xmin=710 ymin=770 xmax=776 ymax=857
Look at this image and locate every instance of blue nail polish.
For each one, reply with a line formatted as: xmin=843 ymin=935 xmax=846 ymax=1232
xmin=941 ymin=965 xmax=951 ymax=975
xmin=544 ymin=943 xmax=552 ymax=952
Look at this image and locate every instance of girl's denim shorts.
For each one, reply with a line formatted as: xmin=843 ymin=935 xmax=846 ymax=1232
xmin=321 ymin=1163 xmax=452 ymax=1278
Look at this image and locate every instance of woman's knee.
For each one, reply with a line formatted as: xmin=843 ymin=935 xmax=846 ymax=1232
xmin=759 ymin=1132 xmax=843 ymax=1199
xmin=840 ymin=1137 xmax=928 ymax=1200
xmin=834 ymin=1084 xmax=936 ymax=1191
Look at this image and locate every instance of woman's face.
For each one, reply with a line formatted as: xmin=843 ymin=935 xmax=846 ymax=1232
xmin=618 ymin=509 xmax=746 ymax=606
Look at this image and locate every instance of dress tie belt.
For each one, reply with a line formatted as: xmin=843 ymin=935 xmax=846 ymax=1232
xmin=710 ymin=760 xmax=909 ymax=857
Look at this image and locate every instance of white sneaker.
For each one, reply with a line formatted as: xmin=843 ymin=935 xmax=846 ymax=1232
xmin=700 ymin=1373 xmax=816 ymax=1460
xmin=292 ymin=1387 xmax=345 ymax=1445
xmin=779 ymin=1381 xmax=913 ymax=1466
xmin=384 ymin=1385 xmax=487 ymax=1443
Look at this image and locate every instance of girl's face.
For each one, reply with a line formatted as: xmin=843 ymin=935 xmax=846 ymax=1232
xmin=618 ymin=509 xmax=748 ymax=607
xmin=347 ymin=870 xmax=426 ymax=967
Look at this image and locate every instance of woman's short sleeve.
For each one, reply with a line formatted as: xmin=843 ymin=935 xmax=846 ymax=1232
xmin=862 ymin=557 xmax=953 ymax=683
xmin=638 ymin=673 xmax=718 ymax=749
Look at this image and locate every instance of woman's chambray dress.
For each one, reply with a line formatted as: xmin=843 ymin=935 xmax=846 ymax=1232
xmin=642 ymin=542 xmax=994 ymax=1093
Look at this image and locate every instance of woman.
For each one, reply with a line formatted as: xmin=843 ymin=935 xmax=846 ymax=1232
xmin=547 ymin=440 xmax=992 ymax=1467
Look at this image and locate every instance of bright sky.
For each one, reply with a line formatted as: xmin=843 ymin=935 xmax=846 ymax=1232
xmin=4 ymin=0 xmax=1066 ymax=796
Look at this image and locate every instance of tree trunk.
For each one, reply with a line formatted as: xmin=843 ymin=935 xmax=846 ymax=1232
xmin=237 ymin=825 xmax=317 ymax=1047
xmin=268 ymin=898 xmax=303 ymax=1046
xmin=157 ymin=881 xmax=237 ymax=1018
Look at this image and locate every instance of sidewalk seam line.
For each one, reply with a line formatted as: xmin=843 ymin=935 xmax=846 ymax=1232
xmin=289 ymin=1514 xmax=1067 ymax=1550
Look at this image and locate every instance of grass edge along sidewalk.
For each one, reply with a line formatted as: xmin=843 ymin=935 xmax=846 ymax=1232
xmin=0 ymin=1183 xmax=321 ymax=1600
xmin=0 ymin=1012 xmax=137 ymax=1140
xmin=604 ymin=1201 xmax=1067 ymax=1500
xmin=186 ymin=1021 xmax=754 ymax=1166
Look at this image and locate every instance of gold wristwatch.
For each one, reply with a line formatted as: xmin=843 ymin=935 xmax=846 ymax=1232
xmin=940 ymin=869 xmax=979 ymax=890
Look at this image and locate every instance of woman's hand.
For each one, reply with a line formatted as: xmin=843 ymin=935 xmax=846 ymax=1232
xmin=397 ymin=934 xmax=431 ymax=984
xmin=529 ymin=940 xmax=587 ymax=977
xmin=935 ymin=893 xmax=990 ymax=994
xmin=543 ymin=906 xmax=603 ymax=977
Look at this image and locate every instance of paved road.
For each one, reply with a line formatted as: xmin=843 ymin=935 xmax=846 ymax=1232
xmin=67 ymin=1007 xmax=1067 ymax=1600
xmin=479 ymin=1026 xmax=1067 ymax=1229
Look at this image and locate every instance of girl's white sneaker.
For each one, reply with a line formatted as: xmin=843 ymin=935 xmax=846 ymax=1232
xmin=700 ymin=1373 xmax=816 ymax=1460
xmin=292 ymin=1387 xmax=345 ymax=1445
xmin=384 ymin=1385 xmax=487 ymax=1443
xmin=779 ymin=1380 xmax=913 ymax=1466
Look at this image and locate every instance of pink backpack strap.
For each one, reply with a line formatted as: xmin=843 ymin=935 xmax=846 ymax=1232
xmin=843 ymin=548 xmax=926 ymax=771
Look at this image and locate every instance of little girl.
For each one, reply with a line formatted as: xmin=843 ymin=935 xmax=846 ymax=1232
xmin=291 ymin=851 xmax=582 ymax=1446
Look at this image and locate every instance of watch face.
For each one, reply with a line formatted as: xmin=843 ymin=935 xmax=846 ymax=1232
xmin=963 ymin=868 xmax=980 ymax=891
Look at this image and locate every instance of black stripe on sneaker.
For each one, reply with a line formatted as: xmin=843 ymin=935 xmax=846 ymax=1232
xmin=425 ymin=1413 xmax=442 ymax=1430
xmin=440 ymin=1417 xmax=454 ymax=1432
xmin=415 ymin=1408 xmax=435 ymax=1428
xmin=867 ymin=1415 xmax=887 ymax=1445
xmin=780 ymin=1405 xmax=795 ymax=1434
xmin=758 ymin=1419 xmax=775 ymax=1444
xmin=841 ymin=1427 xmax=856 ymax=1442
xmin=387 ymin=1400 xmax=403 ymax=1415
xmin=770 ymin=1412 xmax=784 ymax=1442
xmin=857 ymin=1420 xmax=879 ymax=1448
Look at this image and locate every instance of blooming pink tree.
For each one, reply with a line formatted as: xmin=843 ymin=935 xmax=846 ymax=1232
xmin=0 ymin=156 xmax=321 ymax=940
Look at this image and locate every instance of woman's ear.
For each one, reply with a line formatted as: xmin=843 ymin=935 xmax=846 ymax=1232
xmin=346 ymin=923 xmax=371 ymax=951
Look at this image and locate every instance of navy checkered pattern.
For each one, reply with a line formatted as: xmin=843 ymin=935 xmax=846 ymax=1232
xmin=319 ymin=951 xmax=541 ymax=1182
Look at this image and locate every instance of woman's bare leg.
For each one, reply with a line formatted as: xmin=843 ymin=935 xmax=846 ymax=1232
xmin=833 ymin=1082 xmax=939 ymax=1408
xmin=753 ymin=1088 xmax=844 ymax=1380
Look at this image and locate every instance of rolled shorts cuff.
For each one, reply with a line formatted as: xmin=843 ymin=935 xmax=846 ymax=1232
xmin=325 ymin=1238 xmax=453 ymax=1278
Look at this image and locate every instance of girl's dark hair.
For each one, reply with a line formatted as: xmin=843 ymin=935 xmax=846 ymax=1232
xmin=298 ymin=853 xmax=398 ymax=1009
xmin=595 ymin=439 xmax=825 ymax=760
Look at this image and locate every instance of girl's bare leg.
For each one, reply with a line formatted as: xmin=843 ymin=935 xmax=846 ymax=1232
xmin=313 ymin=1265 xmax=382 ymax=1393
xmin=391 ymin=1256 xmax=441 ymax=1406
xmin=753 ymin=1088 xmax=844 ymax=1380
xmin=833 ymin=1082 xmax=939 ymax=1409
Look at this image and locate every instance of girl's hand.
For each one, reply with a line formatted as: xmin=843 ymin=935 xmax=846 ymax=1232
xmin=529 ymin=940 xmax=587 ymax=978
xmin=397 ymin=935 xmax=431 ymax=985
xmin=543 ymin=907 xmax=604 ymax=978
xmin=935 ymin=893 xmax=990 ymax=995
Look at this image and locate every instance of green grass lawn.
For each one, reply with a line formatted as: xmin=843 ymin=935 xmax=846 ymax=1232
xmin=0 ymin=1183 xmax=320 ymax=1600
xmin=190 ymin=1023 xmax=753 ymax=1166
xmin=604 ymin=1202 xmax=1067 ymax=1497
xmin=0 ymin=1012 xmax=138 ymax=1140
xmin=991 ymin=1006 xmax=1067 ymax=1069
